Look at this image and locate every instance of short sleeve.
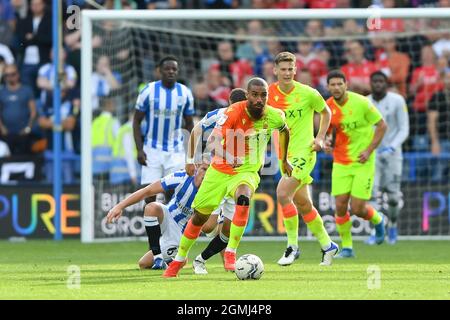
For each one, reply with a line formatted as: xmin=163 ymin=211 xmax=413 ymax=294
xmin=201 ymin=108 xmax=224 ymax=131
xmin=364 ymin=98 xmax=383 ymax=125
xmin=273 ymin=108 xmax=286 ymax=131
xmin=212 ymin=107 xmax=236 ymax=137
xmin=183 ymin=88 xmax=195 ymax=116
xmin=311 ymin=88 xmax=327 ymax=113
xmin=160 ymin=170 xmax=186 ymax=191
xmin=135 ymin=84 xmax=150 ymax=112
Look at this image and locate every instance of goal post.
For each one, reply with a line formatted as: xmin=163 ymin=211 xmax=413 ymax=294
xmin=81 ymin=8 xmax=450 ymax=243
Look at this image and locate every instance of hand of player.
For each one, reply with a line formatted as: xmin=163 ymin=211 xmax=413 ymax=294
xmin=282 ymin=160 xmax=293 ymax=177
xmin=185 ymin=163 xmax=196 ymax=176
xmin=323 ymin=138 xmax=333 ymax=154
xmin=311 ymin=137 xmax=325 ymax=152
xmin=358 ymin=149 xmax=372 ymax=163
xmin=106 ymin=206 xmax=123 ymax=224
xmin=137 ymin=150 xmax=147 ymax=166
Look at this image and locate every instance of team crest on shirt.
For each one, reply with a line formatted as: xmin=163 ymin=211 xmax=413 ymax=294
xmin=263 ymin=120 xmax=268 ymax=129
xmin=242 ymin=118 xmax=246 ymax=125
xmin=275 ymin=96 xmax=279 ymax=102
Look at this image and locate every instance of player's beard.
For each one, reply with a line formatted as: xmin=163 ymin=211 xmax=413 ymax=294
xmin=248 ymin=103 xmax=264 ymax=120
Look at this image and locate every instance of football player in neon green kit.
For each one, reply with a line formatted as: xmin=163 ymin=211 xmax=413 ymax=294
xmin=324 ymin=70 xmax=387 ymax=258
xmin=268 ymin=52 xmax=338 ymax=266
xmin=163 ymin=77 xmax=293 ymax=277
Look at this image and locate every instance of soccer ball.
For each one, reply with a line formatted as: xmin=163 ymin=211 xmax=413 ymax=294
xmin=235 ymin=254 xmax=264 ymax=280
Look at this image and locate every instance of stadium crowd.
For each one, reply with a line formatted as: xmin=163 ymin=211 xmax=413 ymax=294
xmin=0 ymin=0 xmax=449 ymax=184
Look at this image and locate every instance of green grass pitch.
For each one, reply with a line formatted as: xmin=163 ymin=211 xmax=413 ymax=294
xmin=1 ymin=240 xmax=449 ymax=300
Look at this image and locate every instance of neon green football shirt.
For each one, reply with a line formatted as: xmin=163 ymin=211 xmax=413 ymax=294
xmin=326 ymin=91 xmax=383 ymax=166
xmin=268 ymin=81 xmax=327 ymax=155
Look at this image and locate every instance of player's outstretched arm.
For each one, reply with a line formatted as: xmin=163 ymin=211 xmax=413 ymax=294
xmin=359 ymin=119 xmax=388 ymax=163
xmin=279 ymin=126 xmax=293 ymax=177
xmin=312 ymin=105 xmax=332 ymax=152
xmin=186 ymin=121 xmax=203 ymax=176
xmin=106 ymin=181 xmax=165 ymax=223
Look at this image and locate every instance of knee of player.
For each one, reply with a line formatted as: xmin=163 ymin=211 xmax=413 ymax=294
xmin=335 ymin=202 xmax=349 ymax=215
xmin=276 ymin=187 xmax=291 ymax=203
xmin=144 ymin=203 xmax=160 ymax=217
xmin=192 ymin=210 xmax=210 ymax=225
xmin=236 ymin=194 xmax=250 ymax=206
xmin=293 ymin=198 xmax=312 ymax=213
xmin=350 ymin=203 xmax=365 ymax=216
xmin=138 ymin=256 xmax=153 ymax=270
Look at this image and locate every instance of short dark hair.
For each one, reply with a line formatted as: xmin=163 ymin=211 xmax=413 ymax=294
xmin=370 ymin=70 xmax=389 ymax=82
xmin=229 ymin=88 xmax=247 ymax=104
xmin=246 ymin=77 xmax=268 ymax=91
xmin=158 ymin=55 xmax=178 ymax=68
xmin=327 ymin=70 xmax=346 ymax=84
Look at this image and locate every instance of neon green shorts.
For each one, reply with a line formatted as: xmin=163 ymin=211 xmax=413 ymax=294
xmin=331 ymin=162 xmax=375 ymax=200
xmin=279 ymin=149 xmax=315 ymax=189
xmin=192 ymin=166 xmax=260 ymax=215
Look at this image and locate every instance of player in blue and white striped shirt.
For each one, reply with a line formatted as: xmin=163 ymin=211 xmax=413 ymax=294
xmin=106 ymin=156 xmax=219 ymax=270
xmin=133 ymin=55 xmax=195 ymax=202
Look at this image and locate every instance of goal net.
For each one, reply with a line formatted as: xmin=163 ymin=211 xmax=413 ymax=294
xmin=81 ymin=9 xmax=450 ymax=242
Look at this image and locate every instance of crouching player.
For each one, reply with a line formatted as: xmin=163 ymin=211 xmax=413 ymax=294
xmin=106 ymin=156 xmax=217 ymax=270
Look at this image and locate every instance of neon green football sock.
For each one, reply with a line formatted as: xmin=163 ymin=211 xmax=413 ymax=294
xmin=304 ymin=213 xmax=331 ymax=249
xmin=336 ymin=220 xmax=353 ymax=249
xmin=227 ymin=223 xmax=246 ymax=250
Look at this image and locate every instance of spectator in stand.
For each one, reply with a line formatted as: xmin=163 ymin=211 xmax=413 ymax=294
xmin=236 ymin=20 xmax=267 ymax=63
xmin=205 ymin=68 xmax=231 ymax=107
xmin=16 ymin=0 xmax=52 ymax=94
xmin=0 ymin=64 xmax=36 ymax=155
xmin=91 ymin=55 xmax=121 ymax=110
xmin=427 ymin=69 xmax=450 ymax=181
xmin=409 ymin=45 xmax=443 ymax=112
xmin=36 ymin=50 xmax=77 ymax=109
xmin=38 ymin=87 xmax=79 ymax=183
xmin=0 ymin=0 xmax=16 ymax=47
xmin=209 ymin=40 xmax=253 ymax=89
xmin=295 ymin=40 xmax=329 ymax=92
xmin=254 ymin=38 xmax=283 ymax=77
xmin=11 ymin=0 xmax=28 ymax=20
xmin=341 ymin=40 xmax=379 ymax=95
xmin=261 ymin=60 xmax=276 ymax=84
xmin=375 ymin=36 xmax=411 ymax=97
xmin=409 ymin=45 xmax=443 ymax=152
xmin=193 ymin=79 xmax=218 ymax=118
